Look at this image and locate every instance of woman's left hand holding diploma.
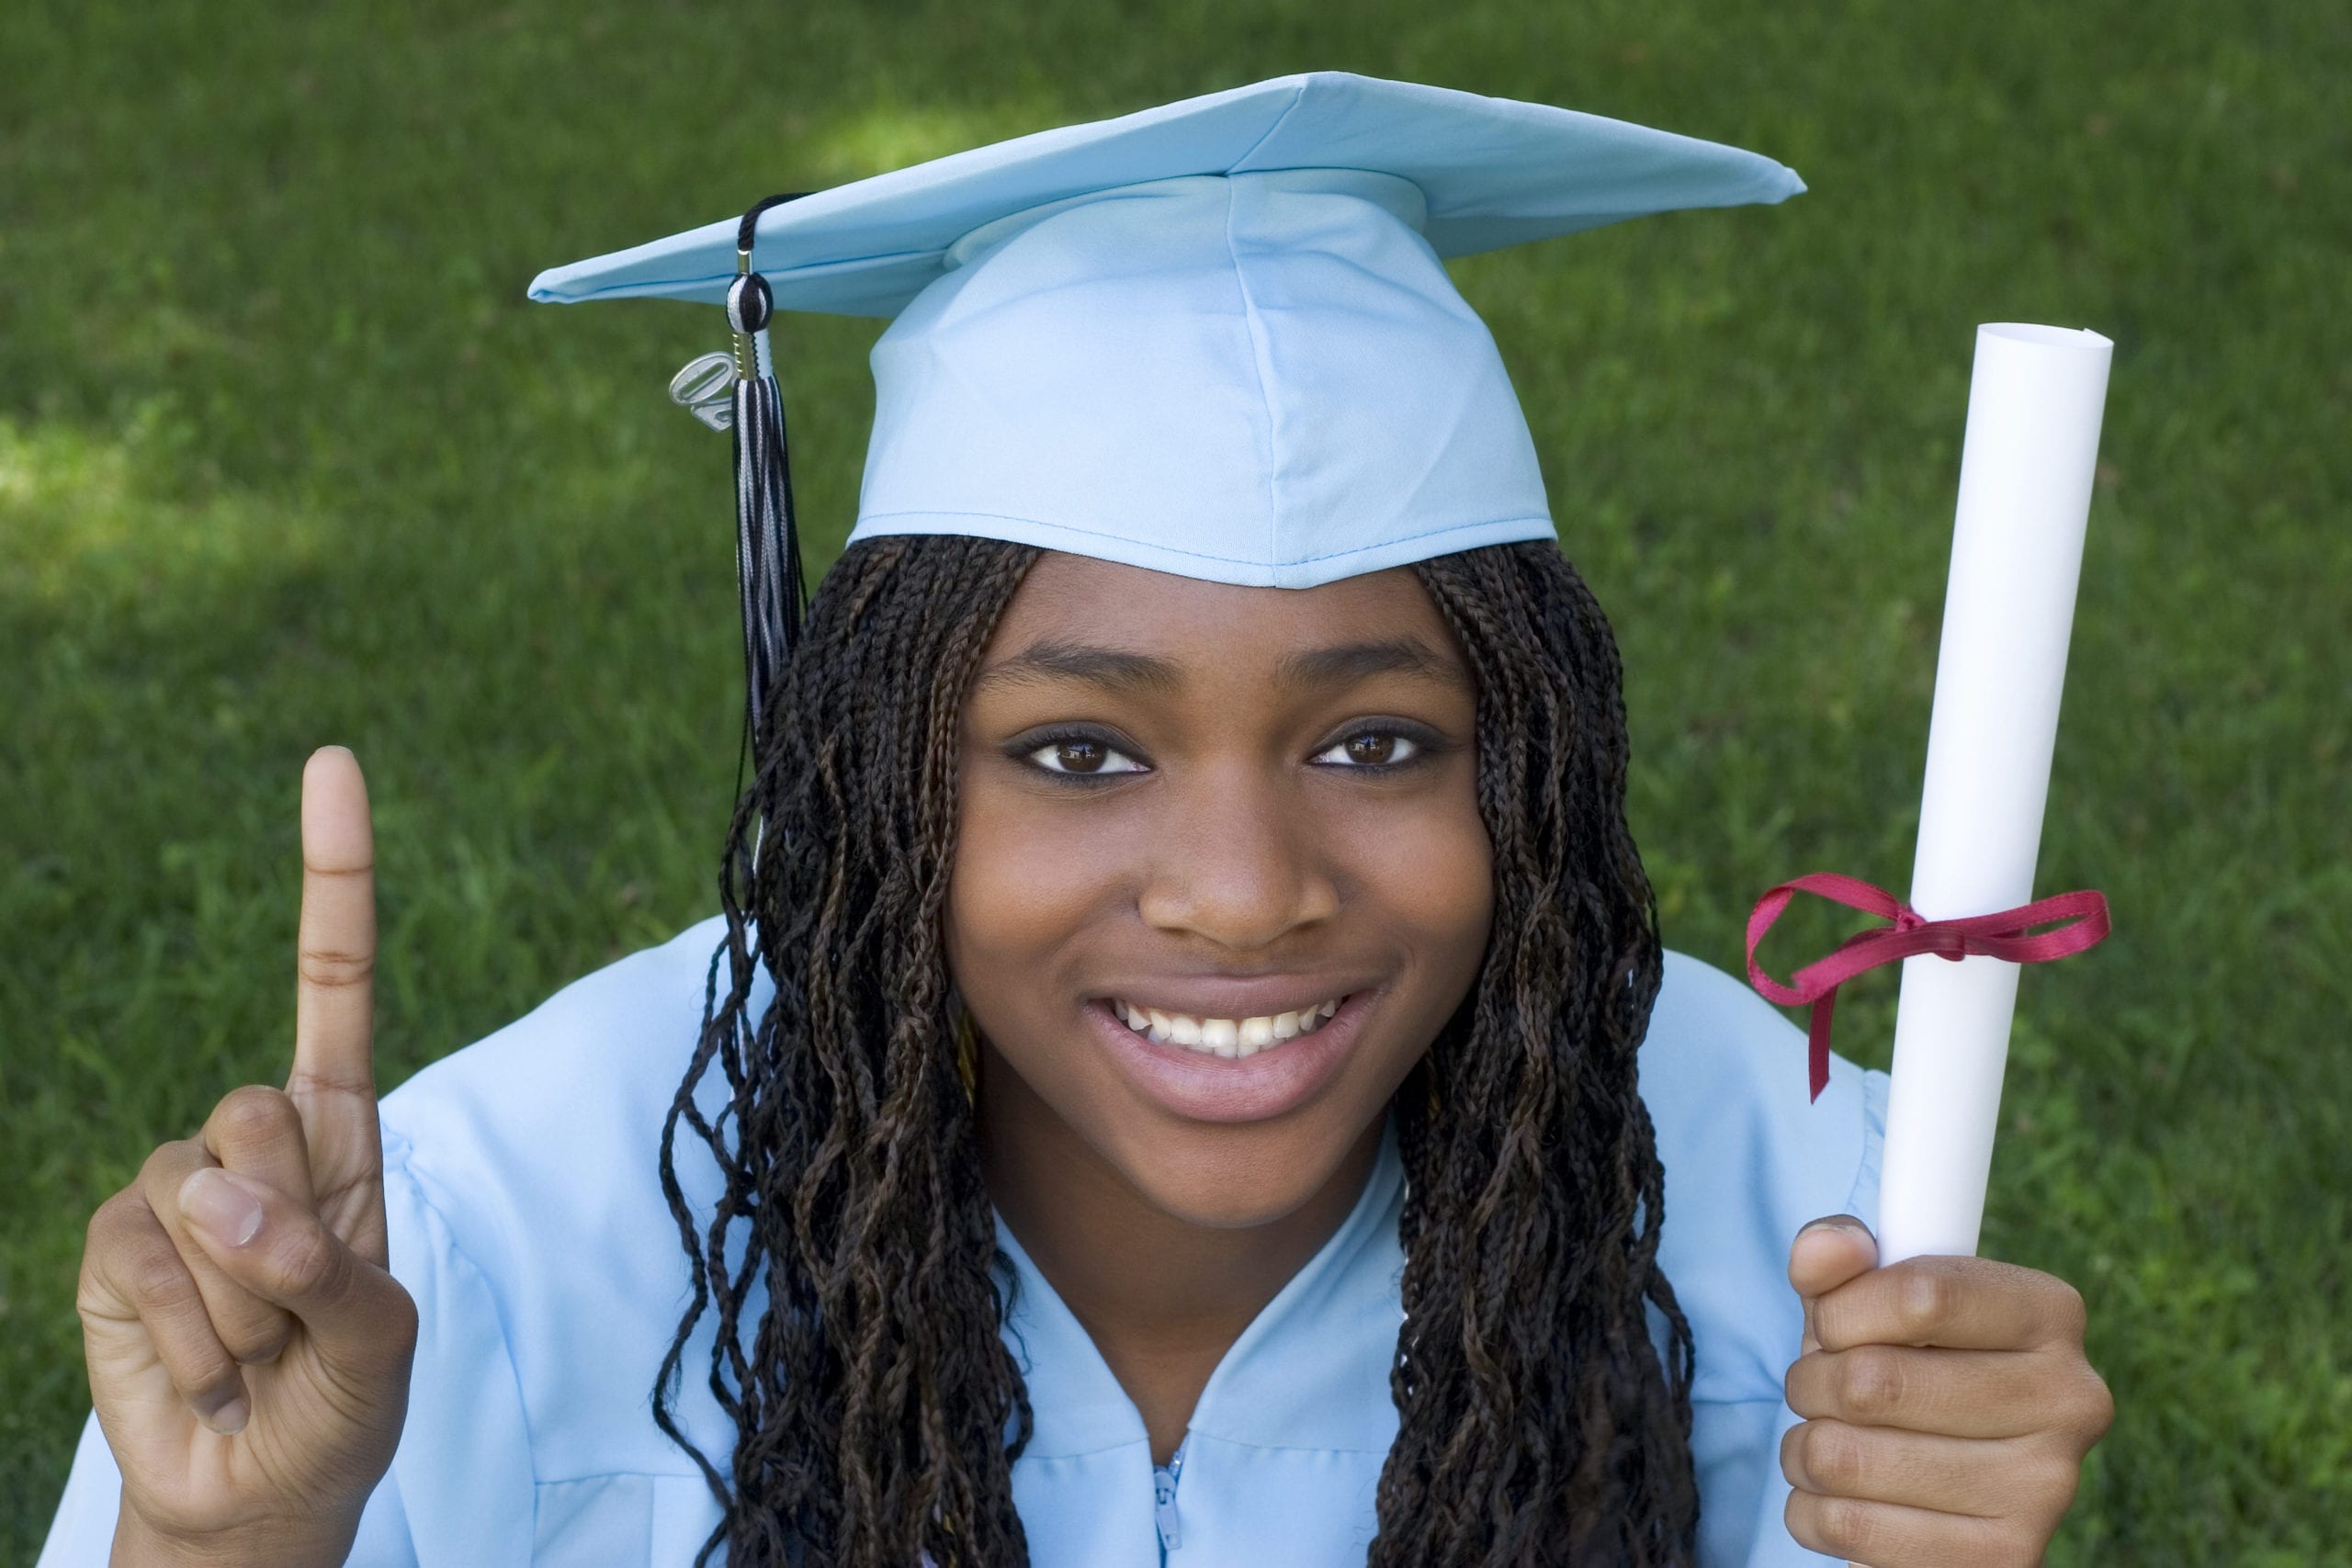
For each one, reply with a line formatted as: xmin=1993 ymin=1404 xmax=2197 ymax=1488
xmin=1777 ymin=1217 xmax=2114 ymax=1565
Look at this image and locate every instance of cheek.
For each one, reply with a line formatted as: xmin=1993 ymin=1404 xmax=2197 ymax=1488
xmin=1359 ymin=795 xmax=1494 ymax=985
xmin=944 ymin=779 xmax=1123 ymax=1014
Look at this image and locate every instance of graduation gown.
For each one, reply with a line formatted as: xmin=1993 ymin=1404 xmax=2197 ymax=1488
xmin=40 ymin=916 xmax=1887 ymax=1566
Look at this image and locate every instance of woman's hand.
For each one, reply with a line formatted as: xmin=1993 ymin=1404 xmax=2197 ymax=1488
xmin=77 ymin=747 xmax=416 ymax=1567
xmin=1780 ymin=1216 xmax=2113 ymax=1567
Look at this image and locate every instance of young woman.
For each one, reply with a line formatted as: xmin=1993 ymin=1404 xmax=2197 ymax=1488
xmin=45 ymin=74 xmax=2111 ymax=1568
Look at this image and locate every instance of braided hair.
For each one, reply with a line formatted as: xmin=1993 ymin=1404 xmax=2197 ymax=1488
xmin=654 ymin=533 xmax=1700 ymax=1566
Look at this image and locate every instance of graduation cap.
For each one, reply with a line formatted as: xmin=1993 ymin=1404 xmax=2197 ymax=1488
xmin=528 ymin=72 xmax=1804 ymax=746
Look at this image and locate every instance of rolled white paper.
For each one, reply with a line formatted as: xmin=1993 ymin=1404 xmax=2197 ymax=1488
xmin=1875 ymin=323 xmax=2112 ymax=1266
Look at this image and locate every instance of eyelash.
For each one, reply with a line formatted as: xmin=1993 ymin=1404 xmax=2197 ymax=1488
xmin=1013 ymin=724 xmax=1443 ymax=784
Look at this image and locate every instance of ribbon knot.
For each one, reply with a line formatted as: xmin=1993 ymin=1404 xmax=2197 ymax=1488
xmin=1745 ymin=872 xmax=2111 ymax=1102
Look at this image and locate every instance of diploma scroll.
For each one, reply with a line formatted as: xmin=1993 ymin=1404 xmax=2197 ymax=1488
xmin=1876 ymin=323 xmax=2113 ymax=1266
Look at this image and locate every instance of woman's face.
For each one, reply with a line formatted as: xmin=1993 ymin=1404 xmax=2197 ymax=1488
xmin=948 ymin=550 xmax=1493 ymax=1231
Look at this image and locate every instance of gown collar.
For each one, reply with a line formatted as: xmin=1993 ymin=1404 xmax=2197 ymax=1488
xmin=991 ymin=1111 xmax=1408 ymax=1459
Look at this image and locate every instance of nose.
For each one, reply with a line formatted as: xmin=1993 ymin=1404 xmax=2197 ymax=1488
xmin=1135 ymin=761 xmax=1340 ymax=952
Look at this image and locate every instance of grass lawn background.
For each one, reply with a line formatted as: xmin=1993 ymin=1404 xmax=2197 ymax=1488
xmin=4 ymin=0 xmax=2345 ymax=1560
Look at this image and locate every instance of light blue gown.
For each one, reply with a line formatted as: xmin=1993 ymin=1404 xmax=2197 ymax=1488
xmin=40 ymin=917 xmax=1886 ymax=1565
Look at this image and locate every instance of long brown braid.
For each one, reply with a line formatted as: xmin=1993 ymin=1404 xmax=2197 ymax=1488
xmin=1372 ymin=542 xmax=1697 ymax=1566
xmin=653 ymin=533 xmax=1699 ymax=1566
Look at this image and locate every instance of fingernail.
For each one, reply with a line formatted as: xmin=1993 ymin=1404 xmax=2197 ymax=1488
xmin=179 ymin=1168 xmax=264 ymax=1248
xmin=197 ymin=1393 xmax=250 ymax=1436
xmin=1800 ymin=1216 xmax=1869 ymax=1239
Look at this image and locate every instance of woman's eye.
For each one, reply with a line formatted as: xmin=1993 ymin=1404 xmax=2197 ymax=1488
xmin=1024 ymin=735 xmax=1149 ymax=777
xmin=1018 ymin=727 xmax=1431 ymax=780
xmin=1312 ymin=729 xmax=1424 ymax=769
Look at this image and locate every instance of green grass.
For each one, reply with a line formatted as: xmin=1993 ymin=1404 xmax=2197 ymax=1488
xmin=4 ymin=0 xmax=2346 ymax=1560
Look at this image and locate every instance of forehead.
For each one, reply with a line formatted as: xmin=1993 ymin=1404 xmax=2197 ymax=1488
xmin=983 ymin=551 xmax=1459 ymax=657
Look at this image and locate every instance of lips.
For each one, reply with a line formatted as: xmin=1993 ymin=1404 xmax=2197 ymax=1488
xmin=1113 ymin=993 xmax=1339 ymax=1053
xmin=1083 ymin=987 xmax=1375 ymax=1124
xmin=1090 ymin=975 xmax=1370 ymax=1023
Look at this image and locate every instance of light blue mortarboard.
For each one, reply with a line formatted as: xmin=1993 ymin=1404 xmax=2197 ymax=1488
xmin=528 ymin=73 xmax=1802 ymax=734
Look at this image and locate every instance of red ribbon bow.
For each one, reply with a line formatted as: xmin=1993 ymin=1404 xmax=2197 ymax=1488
xmin=1745 ymin=872 xmax=2111 ymax=1102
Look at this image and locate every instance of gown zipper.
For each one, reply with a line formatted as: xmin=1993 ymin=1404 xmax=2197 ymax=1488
xmin=1152 ymin=1436 xmax=1188 ymax=1562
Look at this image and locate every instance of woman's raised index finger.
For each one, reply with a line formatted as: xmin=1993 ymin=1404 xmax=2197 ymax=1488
xmin=290 ymin=746 xmax=379 ymax=1119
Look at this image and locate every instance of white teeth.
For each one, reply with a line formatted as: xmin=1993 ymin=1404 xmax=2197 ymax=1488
xmin=1112 ymin=995 xmax=1346 ymax=1058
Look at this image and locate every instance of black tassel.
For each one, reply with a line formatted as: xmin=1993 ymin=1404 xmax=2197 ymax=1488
xmin=726 ymin=278 xmax=800 ymax=747
xmin=724 ymin=192 xmax=812 ymax=751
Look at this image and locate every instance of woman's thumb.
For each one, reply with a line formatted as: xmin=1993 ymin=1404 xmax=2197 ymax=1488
xmin=1789 ymin=1213 xmax=1879 ymax=1302
xmin=177 ymin=1168 xmax=416 ymax=1383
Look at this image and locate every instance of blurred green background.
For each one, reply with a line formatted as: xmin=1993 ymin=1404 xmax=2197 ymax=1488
xmin=5 ymin=0 xmax=2346 ymax=1560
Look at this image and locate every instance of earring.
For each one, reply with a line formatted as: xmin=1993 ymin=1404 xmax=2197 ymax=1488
xmin=954 ymin=1001 xmax=979 ymax=1106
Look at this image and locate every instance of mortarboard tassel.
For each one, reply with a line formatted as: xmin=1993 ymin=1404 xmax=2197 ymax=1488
xmin=665 ymin=195 xmax=813 ymax=880
xmin=723 ymin=194 xmax=812 ymax=750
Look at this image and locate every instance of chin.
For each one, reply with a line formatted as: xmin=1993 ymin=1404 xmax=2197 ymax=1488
xmin=1111 ymin=1113 xmax=1368 ymax=1231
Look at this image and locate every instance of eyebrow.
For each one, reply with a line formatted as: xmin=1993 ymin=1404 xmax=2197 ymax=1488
xmin=972 ymin=634 xmax=1473 ymax=698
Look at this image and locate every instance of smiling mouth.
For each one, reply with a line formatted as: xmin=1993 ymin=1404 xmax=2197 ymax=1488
xmin=1107 ymin=995 xmax=1346 ymax=1059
